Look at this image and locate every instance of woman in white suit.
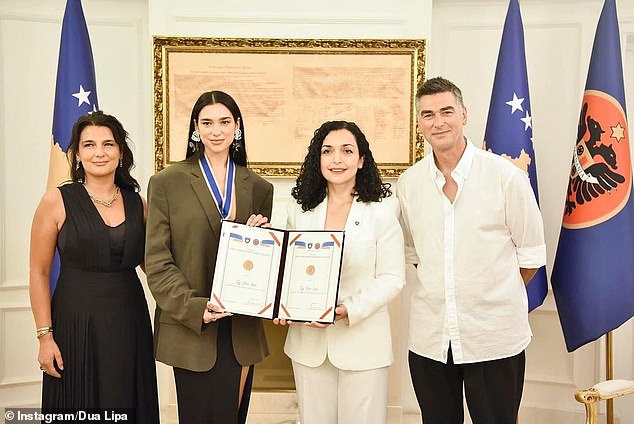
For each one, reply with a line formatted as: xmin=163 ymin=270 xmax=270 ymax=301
xmin=277 ymin=121 xmax=406 ymax=424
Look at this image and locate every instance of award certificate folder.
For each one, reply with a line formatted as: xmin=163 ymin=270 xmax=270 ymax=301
xmin=210 ymin=220 xmax=344 ymax=323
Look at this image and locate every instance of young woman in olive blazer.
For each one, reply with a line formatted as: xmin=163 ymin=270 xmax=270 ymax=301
xmin=145 ymin=91 xmax=273 ymax=424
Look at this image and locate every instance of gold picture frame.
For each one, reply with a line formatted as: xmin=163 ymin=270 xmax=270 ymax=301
xmin=153 ymin=37 xmax=426 ymax=177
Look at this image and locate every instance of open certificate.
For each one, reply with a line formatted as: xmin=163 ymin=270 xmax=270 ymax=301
xmin=210 ymin=221 xmax=344 ymax=323
xmin=212 ymin=222 xmax=284 ymax=318
xmin=277 ymin=232 xmax=343 ymax=323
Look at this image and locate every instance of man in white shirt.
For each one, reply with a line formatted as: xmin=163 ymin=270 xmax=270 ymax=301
xmin=397 ymin=77 xmax=546 ymax=424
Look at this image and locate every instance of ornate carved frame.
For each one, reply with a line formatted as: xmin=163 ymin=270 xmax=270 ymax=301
xmin=153 ymin=37 xmax=426 ymax=177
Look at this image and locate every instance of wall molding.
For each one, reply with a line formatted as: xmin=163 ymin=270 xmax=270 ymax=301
xmin=0 ymin=376 xmax=41 ymax=388
xmin=173 ymin=13 xmax=406 ymax=27
xmin=0 ymin=11 xmax=145 ymax=28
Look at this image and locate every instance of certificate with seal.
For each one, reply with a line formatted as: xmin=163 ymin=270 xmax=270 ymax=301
xmin=210 ymin=221 xmax=344 ymax=323
xmin=277 ymin=232 xmax=343 ymax=323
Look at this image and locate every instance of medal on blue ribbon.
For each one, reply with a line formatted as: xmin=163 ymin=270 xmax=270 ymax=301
xmin=199 ymin=154 xmax=235 ymax=219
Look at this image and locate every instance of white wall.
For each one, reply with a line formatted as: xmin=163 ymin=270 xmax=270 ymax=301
xmin=1 ymin=0 xmax=633 ymax=423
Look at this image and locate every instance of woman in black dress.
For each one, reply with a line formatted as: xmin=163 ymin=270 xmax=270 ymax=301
xmin=29 ymin=111 xmax=159 ymax=423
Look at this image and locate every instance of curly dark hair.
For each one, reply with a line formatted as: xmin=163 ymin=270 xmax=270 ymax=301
xmin=291 ymin=121 xmax=391 ymax=212
xmin=67 ymin=111 xmax=140 ymax=192
xmin=186 ymin=91 xmax=247 ymax=166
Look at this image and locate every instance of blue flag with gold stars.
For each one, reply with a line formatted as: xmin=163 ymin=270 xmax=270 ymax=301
xmin=484 ymin=0 xmax=547 ymax=312
xmin=47 ymin=0 xmax=99 ymax=294
xmin=551 ymin=0 xmax=634 ymax=352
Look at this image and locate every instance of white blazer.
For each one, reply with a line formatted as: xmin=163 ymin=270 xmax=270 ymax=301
xmin=284 ymin=195 xmax=406 ymax=371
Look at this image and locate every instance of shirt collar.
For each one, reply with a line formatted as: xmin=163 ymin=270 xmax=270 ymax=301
xmin=428 ymin=137 xmax=475 ymax=181
xmin=453 ymin=138 xmax=475 ymax=180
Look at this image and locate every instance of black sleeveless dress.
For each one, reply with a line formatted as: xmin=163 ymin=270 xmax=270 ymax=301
xmin=42 ymin=182 xmax=159 ymax=423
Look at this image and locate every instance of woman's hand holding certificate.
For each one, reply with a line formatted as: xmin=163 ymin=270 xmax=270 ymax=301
xmin=203 ymin=301 xmax=232 ymax=324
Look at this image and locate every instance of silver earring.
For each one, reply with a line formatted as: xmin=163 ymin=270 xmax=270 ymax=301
xmin=231 ymin=140 xmax=241 ymax=153
xmin=234 ymin=128 xmax=242 ymax=141
xmin=119 ymin=157 xmax=123 ymax=168
xmin=191 ymin=129 xmax=201 ymax=143
xmin=76 ymin=161 xmax=81 ymax=170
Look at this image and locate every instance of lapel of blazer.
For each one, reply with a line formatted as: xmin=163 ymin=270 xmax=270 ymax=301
xmin=234 ymin=165 xmax=252 ymax=222
xmin=188 ymin=154 xmax=222 ymax=238
xmin=309 ymin=198 xmax=328 ymax=229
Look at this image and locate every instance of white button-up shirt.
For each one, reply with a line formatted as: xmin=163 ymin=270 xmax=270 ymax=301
xmin=396 ymin=140 xmax=546 ymax=364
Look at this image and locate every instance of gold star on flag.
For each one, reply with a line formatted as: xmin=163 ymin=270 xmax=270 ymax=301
xmin=610 ymin=122 xmax=625 ymax=142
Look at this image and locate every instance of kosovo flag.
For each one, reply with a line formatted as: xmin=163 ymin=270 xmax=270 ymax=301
xmin=551 ymin=0 xmax=634 ymax=352
xmin=484 ymin=0 xmax=547 ymax=312
xmin=47 ymin=0 xmax=99 ymax=294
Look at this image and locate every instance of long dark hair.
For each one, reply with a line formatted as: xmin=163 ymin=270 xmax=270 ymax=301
xmin=186 ymin=91 xmax=247 ymax=166
xmin=67 ymin=111 xmax=140 ymax=192
xmin=291 ymin=121 xmax=391 ymax=212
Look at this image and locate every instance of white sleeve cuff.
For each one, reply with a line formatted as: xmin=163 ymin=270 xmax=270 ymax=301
xmin=516 ymin=244 xmax=547 ymax=268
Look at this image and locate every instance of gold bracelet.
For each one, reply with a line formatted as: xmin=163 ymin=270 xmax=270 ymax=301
xmin=36 ymin=327 xmax=53 ymax=339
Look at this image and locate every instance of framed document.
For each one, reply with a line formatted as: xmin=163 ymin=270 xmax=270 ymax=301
xmin=153 ymin=37 xmax=426 ymax=177
xmin=210 ymin=221 xmax=344 ymax=323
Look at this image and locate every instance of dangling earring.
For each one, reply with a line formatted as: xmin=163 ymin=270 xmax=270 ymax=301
xmin=119 ymin=157 xmax=123 ymax=168
xmin=189 ymin=129 xmax=201 ymax=152
xmin=231 ymin=128 xmax=242 ymax=154
xmin=76 ymin=160 xmax=81 ymax=171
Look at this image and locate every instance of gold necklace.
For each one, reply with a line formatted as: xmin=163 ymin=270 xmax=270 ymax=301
xmin=85 ymin=185 xmax=120 ymax=207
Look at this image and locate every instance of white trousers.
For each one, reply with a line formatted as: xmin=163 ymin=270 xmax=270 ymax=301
xmin=292 ymin=358 xmax=390 ymax=424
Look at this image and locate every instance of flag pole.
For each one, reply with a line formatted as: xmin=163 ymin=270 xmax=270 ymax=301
xmin=606 ymin=331 xmax=613 ymax=424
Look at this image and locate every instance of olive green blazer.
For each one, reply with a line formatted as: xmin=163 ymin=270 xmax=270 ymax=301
xmin=145 ymin=153 xmax=273 ymax=371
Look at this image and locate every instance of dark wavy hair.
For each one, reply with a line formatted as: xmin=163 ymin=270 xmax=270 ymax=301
xmin=186 ymin=91 xmax=247 ymax=166
xmin=67 ymin=111 xmax=140 ymax=192
xmin=291 ymin=121 xmax=391 ymax=212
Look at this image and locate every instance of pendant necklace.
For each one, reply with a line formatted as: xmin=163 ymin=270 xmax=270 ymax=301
xmin=85 ymin=185 xmax=120 ymax=207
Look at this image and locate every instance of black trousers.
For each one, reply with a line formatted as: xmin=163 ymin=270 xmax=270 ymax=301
xmin=409 ymin=347 xmax=525 ymax=424
xmin=173 ymin=318 xmax=254 ymax=424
